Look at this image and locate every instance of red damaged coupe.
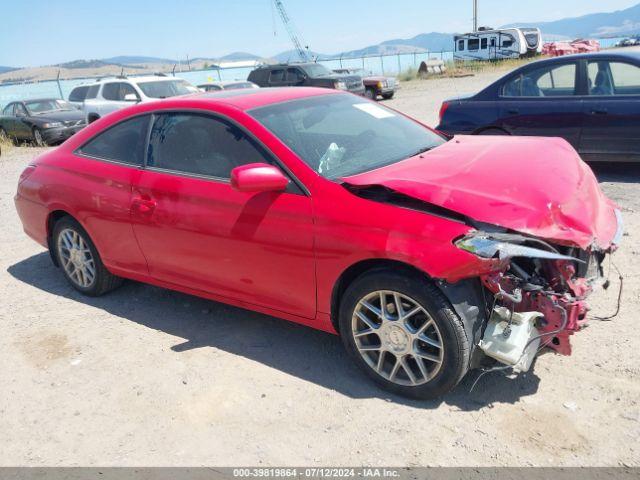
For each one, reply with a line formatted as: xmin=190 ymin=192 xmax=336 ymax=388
xmin=15 ymin=87 xmax=622 ymax=398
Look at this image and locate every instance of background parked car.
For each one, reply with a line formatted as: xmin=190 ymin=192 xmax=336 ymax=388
xmin=248 ymin=63 xmax=365 ymax=95
xmin=0 ymin=98 xmax=86 ymax=145
xmin=198 ymin=81 xmax=259 ymax=92
xmin=83 ymin=75 xmax=199 ymax=123
xmin=333 ymin=68 xmax=398 ymax=100
xmin=436 ymin=51 xmax=640 ymax=163
xmin=67 ymin=84 xmax=92 ymax=109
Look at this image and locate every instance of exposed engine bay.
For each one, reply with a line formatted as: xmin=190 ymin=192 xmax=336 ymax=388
xmin=456 ymin=224 xmax=622 ymax=371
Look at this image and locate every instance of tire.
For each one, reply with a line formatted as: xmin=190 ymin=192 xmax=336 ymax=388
xmin=32 ymin=127 xmax=46 ymax=146
xmin=52 ymin=216 xmax=123 ymax=296
xmin=339 ymin=269 xmax=470 ymax=399
xmin=364 ymin=88 xmax=377 ymax=100
xmin=88 ymin=115 xmax=100 ymax=124
xmin=382 ymin=93 xmax=394 ymax=100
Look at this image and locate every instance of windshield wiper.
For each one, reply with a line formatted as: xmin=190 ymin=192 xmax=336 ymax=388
xmin=407 ymin=146 xmax=435 ymax=157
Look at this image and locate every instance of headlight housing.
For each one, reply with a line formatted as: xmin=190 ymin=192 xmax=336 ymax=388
xmin=42 ymin=122 xmax=63 ymax=129
xmin=455 ymin=232 xmax=583 ymax=262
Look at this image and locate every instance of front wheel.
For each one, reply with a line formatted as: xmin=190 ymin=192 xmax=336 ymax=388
xmin=382 ymin=93 xmax=394 ymax=100
xmin=53 ymin=217 xmax=123 ymax=296
xmin=32 ymin=128 xmax=46 ymax=146
xmin=339 ymin=270 xmax=470 ymax=399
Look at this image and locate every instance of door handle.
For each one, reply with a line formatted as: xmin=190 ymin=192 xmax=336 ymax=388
xmin=131 ymin=197 xmax=156 ymax=215
xmin=507 ymin=109 xmax=519 ymax=115
xmin=591 ymin=109 xmax=608 ymax=115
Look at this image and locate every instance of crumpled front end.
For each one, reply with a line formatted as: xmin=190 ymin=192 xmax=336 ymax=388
xmin=456 ymin=213 xmax=623 ymax=368
xmin=343 ymin=135 xmax=624 ymax=370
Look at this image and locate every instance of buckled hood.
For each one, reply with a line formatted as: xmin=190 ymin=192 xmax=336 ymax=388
xmin=342 ymin=135 xmax=619 ymax=250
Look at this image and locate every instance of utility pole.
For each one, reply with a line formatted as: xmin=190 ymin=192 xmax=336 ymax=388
xmin=473 ymin=0 xmax=478 ymax=32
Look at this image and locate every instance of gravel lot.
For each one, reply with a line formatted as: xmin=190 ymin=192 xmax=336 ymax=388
xmin=1 ymin=73 xmax=639 ymax=467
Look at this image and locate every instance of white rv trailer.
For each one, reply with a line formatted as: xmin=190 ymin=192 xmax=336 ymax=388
xmin=453 ymin=27 xmax=543 ymax=61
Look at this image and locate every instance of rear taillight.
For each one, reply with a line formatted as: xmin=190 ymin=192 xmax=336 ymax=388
xmin=438 ymin=101 xmax=450 ymax=122
xmin=18 ymin=165 xmax=36 ymax=185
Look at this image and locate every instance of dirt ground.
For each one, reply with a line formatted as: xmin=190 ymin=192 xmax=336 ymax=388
xmin=1 ymin=72 xmax=639 ymax=467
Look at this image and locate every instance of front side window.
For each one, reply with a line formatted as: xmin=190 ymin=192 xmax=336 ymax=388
xmin=136 ymin=80 xmax=192 ymax=99
xmin=147 ymin=113 xmax=272 ymax=179
xmin=287 ymin=68 xmax=305 ymax=83
xmin=269 ymin=69 xmax=285 ymax=83
xmin=503 ymin=63 xmax=576 ymax=97
xmin=588 ymin=61 xmax=640 ymax=95
xmin=102 ymin=82 xmax=139 ymax=101
xmin=86 ymin=84 xmax=100 ymax=99
xmin=250 ymin=93 xmax=445 ymax=179
xmin=79 ymin=115 xmax=150 ymax=165
xmin=14 ymin=104 xmax=28 ymax=116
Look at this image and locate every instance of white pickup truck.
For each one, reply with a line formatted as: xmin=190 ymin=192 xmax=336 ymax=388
xmin=83 ymin=75 xmax=199 ymax=123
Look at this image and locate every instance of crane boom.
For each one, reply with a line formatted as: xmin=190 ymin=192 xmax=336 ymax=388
xmin=273 ymin=0 xmax=310 ymax=62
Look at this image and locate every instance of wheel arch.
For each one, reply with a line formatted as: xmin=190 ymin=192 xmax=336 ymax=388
xmin=46 ymin=210 xmax=74 ymax=267
xmin=330 ymin=258 xmax=431 ymax=333
xmin=330 ymin=259 xmax=489 ymax=367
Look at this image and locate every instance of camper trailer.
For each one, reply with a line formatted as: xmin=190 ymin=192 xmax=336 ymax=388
xmin=453 ymin=27 xmax=542 ymax=61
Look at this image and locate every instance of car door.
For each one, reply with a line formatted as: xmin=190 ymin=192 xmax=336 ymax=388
xmin=13 ymin=103 xmax=36 ymax=140
xmin=497 ymin=61 xmax=584 ymax=149
xmin=130 ymin=111 xmax=316 ymax=318
xmin=0 ymin=103 xmax=17 ymax=137
xmin=70 ymin=114 xmax=151 ymax=274
xmin=580 ymin=58 xmax=640 ymax=162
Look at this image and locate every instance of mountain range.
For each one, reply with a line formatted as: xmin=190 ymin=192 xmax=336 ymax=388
xmin=507 ymin=3 xmax=640 ymax=38
xmin=2 ymin=3 xmax=640 ymax=72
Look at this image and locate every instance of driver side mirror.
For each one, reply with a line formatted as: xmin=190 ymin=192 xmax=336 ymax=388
xmin=230 ymin=163 xmax=289 ymax=193
xmin=124 ymin=93 xmax=139 ymax=102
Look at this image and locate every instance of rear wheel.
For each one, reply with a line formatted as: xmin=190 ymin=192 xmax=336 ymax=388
xmin=53 ymin=217 xmax=123 ymax=296
xmin=339 ymin=270 xmax=470 ymax=399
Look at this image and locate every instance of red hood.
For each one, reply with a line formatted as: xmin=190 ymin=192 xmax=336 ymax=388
xmin=343 ymin=136 xmax=618 ymax=250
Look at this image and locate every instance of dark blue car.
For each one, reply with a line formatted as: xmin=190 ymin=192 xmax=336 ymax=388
xmin=436 ymin=52 xmax=640 ymax=162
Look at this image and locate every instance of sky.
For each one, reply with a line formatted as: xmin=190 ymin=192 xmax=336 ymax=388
xmin=1 ymin=0 xmax=638 ymax=67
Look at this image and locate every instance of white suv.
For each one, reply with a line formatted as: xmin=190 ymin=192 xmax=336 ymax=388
xmin=83 ymin=75 xmax=199 ymax=123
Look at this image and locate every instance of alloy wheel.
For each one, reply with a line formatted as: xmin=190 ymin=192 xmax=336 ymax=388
xmin=57 ymin=228 xmax=96 ymax=289
xmin=351 ymin=290 xmax=444 ymax=386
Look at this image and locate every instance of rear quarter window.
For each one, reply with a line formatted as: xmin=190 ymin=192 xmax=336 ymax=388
xmin=78 ymin=115 xmax=150 ymax=165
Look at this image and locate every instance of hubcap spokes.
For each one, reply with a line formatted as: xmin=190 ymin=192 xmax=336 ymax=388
xmin=57 ymin=228 xmax=96 ymax=288
xmin=352 ymin=290 xmax=444 ymax=386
